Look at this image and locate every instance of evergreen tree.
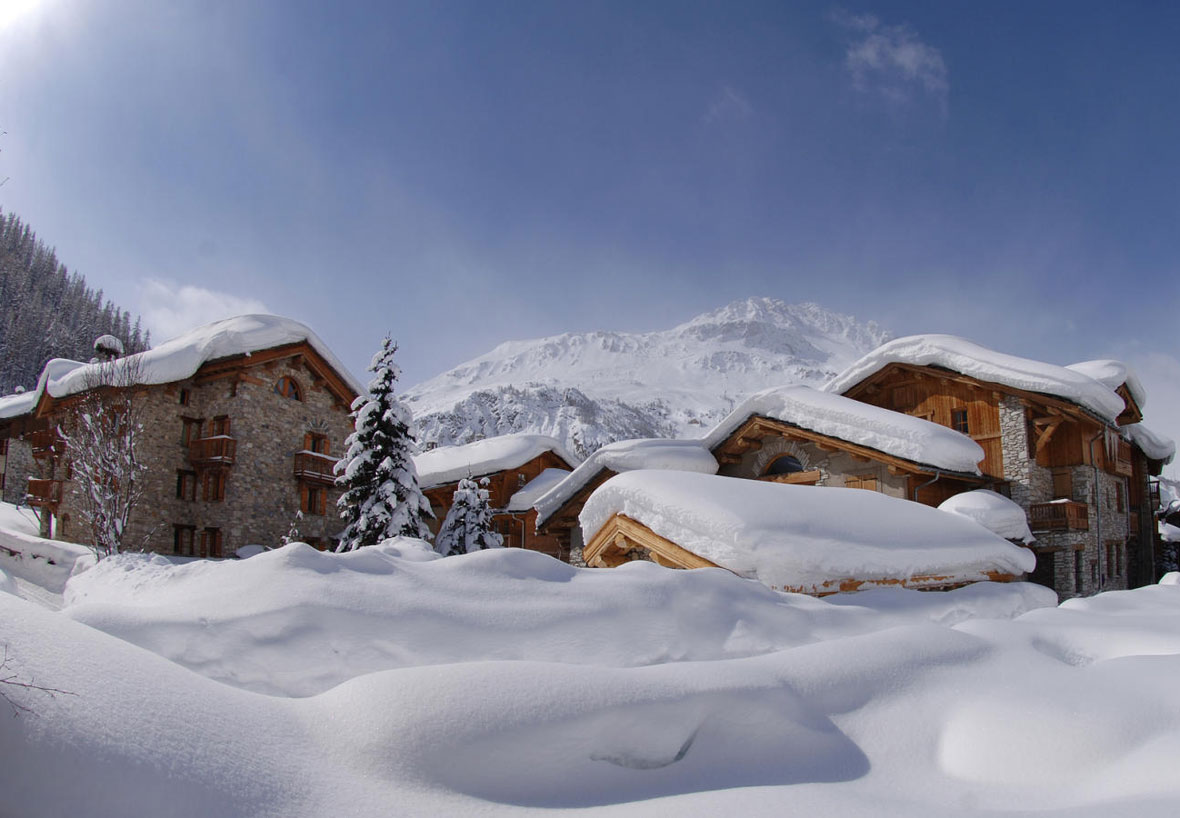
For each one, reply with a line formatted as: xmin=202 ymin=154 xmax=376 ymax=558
xmin=434 ymin=477 xmax=504 ymax=556
xmin=334 ymin=336 xmax=432 ymax=550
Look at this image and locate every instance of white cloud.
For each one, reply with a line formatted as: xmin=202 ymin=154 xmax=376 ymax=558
xmin=137 ymin=279 xmax=270 ymax=345
xmin=704 ymin=85 xmax=753 ymax=124
xmin=1120 ymin=350 xmax=1180 ymax=480
xmin=833 ymin=11 xmax=948 ymax=108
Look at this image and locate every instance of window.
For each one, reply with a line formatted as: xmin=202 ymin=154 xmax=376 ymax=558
xmin=199 ymin=528 xmax=223 ymax=558
xmin=1116 ymin=483 xmax=1125 ymax=513
xmin=765 ymin=455 xmax=805 ymax=476
xmin=181 ymin=417 xmax=204 ymax=446
xmin=951 ymin=409 xmax=969 ymax=434
xmin=173 ymin=525 xmax=195 ymax=556
xmin=301 ymin=484 xmax=327 ymax=515
xmin=202 ymin=470 xmax=226 ymax=502
xmin=1052 ymin=468 xmax=1073 ymax=500
xmin=178 ymin=388 xmax=191 ymax=406
xmin=275 ymin=377 xmax=302 ymax=401
xmin=176 ymin=470 xmax=197 ymax=501
xmin=209 ymin=416 xmax=231 ymax=437
xmin=304 ymin=432 xmax=329 ymax=455
xmin=844 ymin=474 xmax=878 ymax=492
xmin=1074 ymin=550 xmax=1084 ymax=592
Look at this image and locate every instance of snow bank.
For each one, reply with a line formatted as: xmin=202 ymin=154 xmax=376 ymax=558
xmin=0 ymin=314 xmax=361 ymax=417
xmin=0 ymin=523 xmax=94 ymax=597
xmin=507 ymin=467 xmax=570 ymax=511
xmin=414 ymin=433 xmax=577 ymax=489
xmin=701 ymin=384 xmax=983 ymax=474
xmin=580 ymin=471 xmax=1035 ymax=592
xmin=826 ymin=334 xmax=1128 ymax=422
xmin=1066 ymin=359 xmax=1147 ymax=408
xmin=938 ymin=490 xmax=1034 ymax=544
xmin=534 ymin=438 xmax=718 ymax=525
xmin=1124 ymin=423 xmax=1176 ymax=464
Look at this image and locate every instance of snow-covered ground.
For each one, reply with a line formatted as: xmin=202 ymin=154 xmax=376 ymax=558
xmin=6 ymin=508 xmax=1180 ymax=816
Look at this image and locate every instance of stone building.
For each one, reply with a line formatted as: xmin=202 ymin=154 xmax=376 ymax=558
xmin=0 ymin=315 xmax=360 ymax=557
xmin=827 ymin=336 xmax=1173 ymax=600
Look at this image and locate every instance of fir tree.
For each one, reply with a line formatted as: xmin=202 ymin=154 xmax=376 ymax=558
xmin=434 ymin=477 xmax=504 ymax=557
xmin=334 ymin=336 xmax=432 ymax=550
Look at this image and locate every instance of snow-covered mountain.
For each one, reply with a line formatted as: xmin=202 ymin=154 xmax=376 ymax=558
xmin=404 ymin=298 xmax=890 ymax=458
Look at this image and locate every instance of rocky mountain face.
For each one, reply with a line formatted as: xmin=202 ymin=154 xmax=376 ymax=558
xmin=403 ymin=298 xmax=890 ymax=459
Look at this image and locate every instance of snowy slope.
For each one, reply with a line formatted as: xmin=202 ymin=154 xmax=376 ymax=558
xmin=404 ymin=298 xmax=889 ymax=457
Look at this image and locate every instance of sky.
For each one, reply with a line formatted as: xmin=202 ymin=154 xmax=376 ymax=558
xmin=1 ymin=0 xmax=1179 ymax=453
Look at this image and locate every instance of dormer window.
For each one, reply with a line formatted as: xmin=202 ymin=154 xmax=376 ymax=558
xmin=951 ymin=409 xmax=969 ymax=434
xmin=275 ymin=376 xmax=302 ymax=401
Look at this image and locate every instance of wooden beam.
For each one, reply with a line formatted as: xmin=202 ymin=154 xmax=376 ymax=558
xmin=1036 ymin=417 xmax=1063 ymax=452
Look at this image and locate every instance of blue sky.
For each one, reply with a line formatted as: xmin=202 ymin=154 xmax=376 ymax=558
xmin=2 ymin=1 xmax=1179 ymax=433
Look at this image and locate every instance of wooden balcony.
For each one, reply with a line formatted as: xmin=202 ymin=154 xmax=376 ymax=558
xmin=26 ymin=478 xmax=63 ymax=509
xmin=1029 ymin=500 xmax=1089 ymax=532
xmin=30 ymin=429 xmax=65 ymax=460
xmin=189 ymin=436 xmax=237 ymax=467
xmin=293 ymin=451 xmax=339 ymax=486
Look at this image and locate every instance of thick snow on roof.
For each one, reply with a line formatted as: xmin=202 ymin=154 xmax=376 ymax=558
xmin=1123 ymin=423 xmax=1176 ymax=464
xmin=826 ymin=335 xmax=1127 ymax=422
xmin=938 ymin=490 xmax=1034 ymax=544
xmin=581 ymin=471 xmax=1035 ymax=592
xmin=1066 ymin=359 xmax=1147 ymax=409
xmin=534 ymin=438 xmax=719 ymax=525
xmin=507 ymin=468 xmax=570 ymax=512
xmin=0 ymin=315 xmax=362 ymax=417
xmin=414 ymin=434 xmax=578 ymax=489
xmin=702 ymin=384 xmax=984 ymax=474
xmin=0 ymin=359 xmax=85 ymax=419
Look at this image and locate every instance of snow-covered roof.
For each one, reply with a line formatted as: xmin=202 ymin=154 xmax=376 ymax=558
xmin=1123 ymin=423 xmax=1176 ymax=465
xmin=0 ymin=359 xmax=86 ymax=419
xmin=414 ymin=434 xmax=578 ymax=489
xmin=0 ymin=315 xmax=362 ymax=419
xmin=507 ymin=468 xmax=570 ymax=512
xmin=826 ymin=335 xmax=1127 ymax=423
xmin=580 ymin=471 xmax=1035 ymax=593
xmin=937 ymin=490 xmax=1034 ymax=544
xmin=1066 ymin=360 xmax=1147 ymax=410
xmin=702 ymin=384 xmax=984 ymax=475
xmin=534 ymin=438 xmax=719 ymax=526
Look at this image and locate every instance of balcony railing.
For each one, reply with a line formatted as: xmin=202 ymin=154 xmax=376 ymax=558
xmin=293 ymin=451 xmax=339 ymax=486
xmin=189 ymin=436 xmax=237 ymax=467
xmin=26 ymin=478 xmax=63 ymax=509
xmin=1029 ymin=500 xmax=1090 ymax=531
xmin=30 ymin=429 xmax=65 ymax=460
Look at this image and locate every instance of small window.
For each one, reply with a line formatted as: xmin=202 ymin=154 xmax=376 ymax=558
xmin=202 ymin=471 xmax=226 ymax=502
xmin=181 ymin=417 xmax=204 ymax=446
xmin=178 ymin=388 xmax=191 ymax=406
xmin=173 ymin=525 xmax=195 ymax=556
xmin=304 ymin=432 xmax=329 ymax=455
xmin=1116 ymin=483 xmax=1125 ymax=513
xmin=844 ymin=474 xmax=879 ymax=492
xmin=951 ymin=409 xmax=969 ymax=434
xmin=176 ymin=470 xmax=197 ymax=501
xmin=765 ymin=455 xmax=805 ymax=476
xmin=275 ymin=377 xmax=302 ymax=402
xmin=209 ymin=416 xmax=231 ymax=437
xmin=200 ymin=528 xmax=223 ymax=558
xmin=301 ymin=484 xmax=327 ymax=516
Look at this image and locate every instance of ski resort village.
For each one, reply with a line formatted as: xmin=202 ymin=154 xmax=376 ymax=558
xmin=4 ymin=301 xmax=1180 ymax=817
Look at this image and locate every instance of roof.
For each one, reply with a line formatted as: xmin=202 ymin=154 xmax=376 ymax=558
xmin=579 ymin=471 xmax=1035 ymax=592
xmin=507 ymin=468 xmax=570 ymax=512
xmin=534 ymin=438 xmax=719 ymax=526
xmin=825 ymin=335 xmax=1127 ymax=423
xmin=1065 ymin=360 xmax=1147 ymax=410
xmin=702 ymin=384 xmax=984 ymax=475
xmin=0 ymin=315 xmax=362 ymax=419
xmin=414 ymin=434 xmax=578 ymax=490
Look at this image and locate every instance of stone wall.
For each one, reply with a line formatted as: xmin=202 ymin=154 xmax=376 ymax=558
xmin=52 ymin=356 xmax=354 ymax=556
xmin=718 ymin=436 xmax=911 ymax=499
xmin=0 ymin=438 xmax=34 ymax=506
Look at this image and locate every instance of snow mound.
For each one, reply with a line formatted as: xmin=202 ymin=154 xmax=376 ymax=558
xmin=534 ymin=438 xmax=718 ymax=525
xmin=1123 ymin=423 xmax=1175 ymax=464
xmin=414 ymin=433 xmax=577 ymax=489
xmin=826 ymin=334 xmax=1127 ymax=422
xmin=938 ymin=490 xmax=1035 ymax=544
xmin=580 ymin=471 xmax=1035 ymax=592
xmin=0 ymin=315 xmax=361 ymax=418
xmin=702 ymin=384 xmax=984 ymax=474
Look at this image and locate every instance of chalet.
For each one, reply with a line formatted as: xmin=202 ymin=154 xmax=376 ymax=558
xmin=0 ymin=315 xmax=360 ymax=556
xmin=825 ymin=335 xmax=1174 ymax=598
xmin=534 ymin=438 xmax=719 ymax=564
xmin=415 ymin=434 xmax=578 ymax=560
xmin=578 ymin=470 xmax=1034 ymax=594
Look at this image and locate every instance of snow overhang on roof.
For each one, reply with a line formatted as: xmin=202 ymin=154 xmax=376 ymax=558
xmin=0 ymin=315 xmax=363 ymax=418
xmin=1122 ymin=423 xmax=1176 ymax=465
xmin=579 ymin=471 xmax=1035 ymax=593
xmin=702 ymin=384 xmax=984 ymax=475
xmin=413 ymin=434 xmax=578 ymax=490
xmin=1065 ymin=360 xmax=1147 ymax=411
xmin=825 ymin=335 xmax=1127 ymax=423
xmin=534 ymin=438 xmax=719 ymax=526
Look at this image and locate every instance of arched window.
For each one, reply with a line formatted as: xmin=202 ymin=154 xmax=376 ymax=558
xmin=275 ymin=376 xmax=302 ymax=401
xmin=764 ymin=455 xmax=805 ymax=476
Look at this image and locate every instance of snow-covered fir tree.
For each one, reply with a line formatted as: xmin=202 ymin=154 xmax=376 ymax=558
xmin=435 ymin=477 xmax=504 ymax=557
xmin=334 ymin=336 xmax=432 ymax=550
